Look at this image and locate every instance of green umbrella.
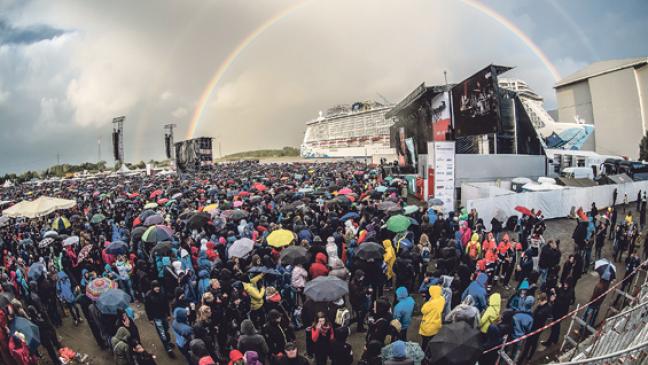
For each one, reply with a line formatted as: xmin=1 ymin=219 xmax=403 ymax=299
xmin=403 ymin=205 xmax=419 ymax=215
xmin=91 ymin=213 xmax=106 ymax=224
xmin=164 ymin=199 xmax=176 ymax=207
xmin=386 ymin=214 xmax=411 ymax=233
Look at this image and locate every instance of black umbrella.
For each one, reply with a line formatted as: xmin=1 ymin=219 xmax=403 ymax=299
xmin=150 ymin=241 xmax=173 ymax=257
xmin=378 ymin=201 xmax=401 ymax=213
xmin=131 ymin=226 xmax=147 ymax=243
xmin=304 ymin=276 xmax=349 ymax=302
xmin=0 ymin=291 xmax=14 ymax=309
xmin=425 ymin=321 xmax=482 ymax=365
xmin=279 ymin=246 xmax=308 ymax=266
xmin=186 ymin=212 xmax=211 ymax=230
xmin=355 ymin=242 xmax=384 ymax=261
xmin=178 ymin=211 xmax=197 ymax=221
xmin=139 ymin=209 xmax=157 ymax=221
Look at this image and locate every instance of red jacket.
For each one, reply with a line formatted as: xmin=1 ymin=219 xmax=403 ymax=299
xmin=309 ymin=253 xmax=329 ymax=279
xmin=9 ymin=337 xmax=37 ymax=365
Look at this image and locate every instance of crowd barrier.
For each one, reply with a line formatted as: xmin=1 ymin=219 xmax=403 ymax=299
xmin=466 ymin=180 xmax=648 ymax=231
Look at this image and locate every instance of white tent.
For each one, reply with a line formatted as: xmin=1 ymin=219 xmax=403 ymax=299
xmin=117 ymin=164 xmax=131 ymax=174
xmin=2 ymin=196 xmax=76 ymax=218
xmin=2 ymin=180 xmax=14 ymax=188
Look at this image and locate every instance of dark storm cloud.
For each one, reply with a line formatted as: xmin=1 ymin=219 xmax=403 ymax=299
xmin=0 ymin=18 xmax=67 ymax=45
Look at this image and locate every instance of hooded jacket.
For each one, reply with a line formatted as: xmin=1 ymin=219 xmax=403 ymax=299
xmin=465 ymin=233 xmax=481 ymax=259
xmin=111 ymin=326 xmax=133 ymax=365
xmin=445 ymin=294 xmax=481 ymax=329
xmin=309 ymin=252 xmax=329 ymax=279
xmin=237 ymin=319 xmax=269 ymax=360
xmin=462 ymin=273 xmax=488 ymax=312
xmin=512 ymin=296 xmax=535 ymax=339
xmin=56 ymin=271 xmax=76 ymax=304
xmin=243 ymin=273 xmax=265 ymax=311
xmin=384 ymin=340 xmax=414 ymax=365
xmin=419 ymin=285 xmax=444 ymax=337
xmin=172 ymin=307 xmax=193 ymax=348
xmin=394 ymin=287 xmax=415 ymax=329
xmin=383 ymin=240 xmax=396 ymax=280
xmin=291 ymin=264 xmax=308 ymax=289
xmin=480 ymin=293 xmax=501 ymax=333
xmin=197 ymin=270 xmax=211 ymax=298
xmin=244 ymin=351 xmax=262 ymax=365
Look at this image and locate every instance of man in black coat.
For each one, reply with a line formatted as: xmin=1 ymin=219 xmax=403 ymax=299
xmin=543 ymin=282 xmax=575 ymax=347
xmin=522 ymin=293 xmax=553 ymax=361
xmin=144 ymin=280 xmax=174 ymax=354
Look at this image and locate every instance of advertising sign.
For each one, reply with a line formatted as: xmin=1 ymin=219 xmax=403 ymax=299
xmin=433 ymin=141 xmax=456 ymax=213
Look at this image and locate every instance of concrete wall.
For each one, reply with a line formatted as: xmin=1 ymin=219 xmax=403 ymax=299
xmin=636 ymin=64 xmax=648 ymax=155
xmin=556 ymin=80 xmax=594 ymax=124
xmin=589 ymin=67 xmax=643 ymax=159
xmin=455 ymin=154 xmax=546 ymax=186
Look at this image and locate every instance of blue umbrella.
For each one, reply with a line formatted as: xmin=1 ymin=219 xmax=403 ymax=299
xmin=106 ymin=241 xmax=129 ymax=255
xmin=340 ymin=212 xmax=360 ymax=221
xmin=96 ymin=288 xmax=131 ymax=314
xmin=10 ymin=317 xmax=40 ymax=351
xmin=28 ymin=262 xmax=46 ymax=281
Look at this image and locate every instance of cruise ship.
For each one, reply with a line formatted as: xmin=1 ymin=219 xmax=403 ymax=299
xmin=300 ymin=101 xmax=395 ymax=158
xmin=498 ymin=78 xmax=594 ymax=150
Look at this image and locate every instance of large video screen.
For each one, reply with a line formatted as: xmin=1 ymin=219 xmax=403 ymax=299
xmin=451 ymin=65 xmax=501 ymax=137
xmin=394 ymin=126 xmax=418 ymax=173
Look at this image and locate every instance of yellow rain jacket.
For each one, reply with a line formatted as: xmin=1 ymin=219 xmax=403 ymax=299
xmin=243 ymin=273 xmax=265 ymax=310
xmin=480 ymin=293 xmax=501 ymax=333
xmin=419 ymin=285 xmax=445 ymax=337
xmin=466 ymin=233 xmax=482 ymax=259
xmin=383 ymin=239 xmax=396 ymax=280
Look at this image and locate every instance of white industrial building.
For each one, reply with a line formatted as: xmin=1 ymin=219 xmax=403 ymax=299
xmin=554 ymin=57 xmax=648 ymax=159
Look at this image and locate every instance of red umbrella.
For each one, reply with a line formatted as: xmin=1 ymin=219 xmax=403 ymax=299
xmin=149 ymin=189 xmax=163 ymax=199
xmin=127 ymin=193 xmax=139 ymax=199
xmin=252 ymin=183 xmax=267 ymax=192
xmin=157 ymin=198 xmax=169 ymax=205
xmin=338 ymin=187 xmax=353 ymax=195
xmin=239 ymin=191 xmax=251 ymax=197
xmin=132 ymin=217 xmax=142 ymax=227
xmin=514 ymin=206 xmax=533 ymax=216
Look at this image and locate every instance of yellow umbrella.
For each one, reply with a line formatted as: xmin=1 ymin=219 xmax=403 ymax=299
xmin=203 ymin=203 xmax=218 ymax=212
xmin=267 ymin=229 xmax=295 ymax=248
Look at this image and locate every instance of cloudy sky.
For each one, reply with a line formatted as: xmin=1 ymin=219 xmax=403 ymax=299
xmin=0 ymin=0 xmax=647 ymax=174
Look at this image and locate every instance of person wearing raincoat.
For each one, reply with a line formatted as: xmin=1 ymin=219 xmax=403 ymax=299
xmin=56 ymin=271 xmax=81 ymax=326
xmin=480 ymin=293 xmax=501 ymax=333
xmin=465 ymin=233 xmax=482 ymax=263
xmin=243 ymin=273 xmax=266 ymax=328
xmin=445 ymin=294 xmax=481 ymax=329
xmin=383 ymin=239 xmax=396 ymax=282
xmin=419 ymin=285 xmax=445 ymax=351
xmin=462 ymin=272 xmax=488 ymax=312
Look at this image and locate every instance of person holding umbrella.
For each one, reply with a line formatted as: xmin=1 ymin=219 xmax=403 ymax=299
xmin=26 ymin=305 xmax=62 ymax=365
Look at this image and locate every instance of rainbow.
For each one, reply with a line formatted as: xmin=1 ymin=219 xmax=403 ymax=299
xmin=186 ymin=0 xmax=561 ymax=139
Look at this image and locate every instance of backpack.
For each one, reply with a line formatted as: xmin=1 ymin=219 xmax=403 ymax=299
xmin=467 ymin=242 xmax=479 ymax=259
xmin=335 ymin=307 xmax=351 ymax=327
xmin=421 ymin=245 xmax=431 ymax=263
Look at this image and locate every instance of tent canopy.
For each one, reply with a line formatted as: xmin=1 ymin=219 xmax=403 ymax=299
xmin=2 ymin=196 xmax=76 ymax=218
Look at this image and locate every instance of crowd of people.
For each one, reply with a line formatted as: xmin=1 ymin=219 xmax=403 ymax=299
xmin=0 ymin=161 xmax=646 ymax=365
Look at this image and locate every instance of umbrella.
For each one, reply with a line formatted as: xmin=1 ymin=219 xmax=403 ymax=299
xmin=203 ymin=204 xmax=219 ymax=213
xmin=0 ymin=215 xmax=10 ymax=227
xmin=403 ymin=205 xmax=419 ymax=215
xmin=228 ymin=238 xmax=255 ymax=258
xmin=267 ymin=229 xmax=295 ymax=248
xmin=139 ymin=209 xmax=157 ymax=221
xmin=38 ymin=237 xmax=55 ymax=248
xmin=514 ymin=205 xmax=533 ymax=217
xmin=386 ymin=215 xmax=411 ymax=233
xmin=340 ymin=212 xmax=360 ymax=221
xmin=143 ymin=214 xmax=164 ymax=226
xmin=248 ymin=266 xmax=281 ymax=276
xmin=428 ymin=198 xmax=443 ymax=207
xmin=252 ymin=183 xmax=267 ymax=192
xmin=77 ymin=244 xmax=93 ymax=262
xmin=91 ymin=213 xmax=106 ymax=224
xmin=10 ymin=317 xmax=40 ymax=351
xmin=62 ymin=236 xmax=79 ymax=247
xmin=279 ymin=245 xmax=308 ymax=266
xmin=131 ymin=226 xmax=147 ymax=243
xmin=157 ymin=198 xmax=169 ymax=205
xmin=425 ymin=321 xmax=482 ymax=365
xmin=382 ymin=342 xmax=425 ymax=365
xmin=86 ymin=278 xmax=117 ymax=300
xmin=378 ymin=201 xmax=401 ymax=213
xmin=43 ymin=230 xmax=59 ymax=239
xmin=375 ymin=186 xmax=388 ymax=193
xmin=150 ymin=241 xmax=173 ymax=257
xmin=178 ymin=210 xmax=197 ymax=221
xmin=164 ymin=199 xmax=177 ymax=207
xmin=106 ymin=241 xmax=129 ymax=255
xmin=171 ymin=193 xmax=183 ymax=200
xmin=149 ymin=189 xmax=163 ymax=199
xmin=52 ymin=216 xmax=71 ymax=231
xmin=0 ymin=291 xmax=14 ymax=309
xmin=186 ymin=212 xmax=211 ymax=230
xmin=338 ymin=187 xmax=353 ymax=195
xmin=96 ymin=288 xmax=131 ymax=314
xmin=142 ymin=225 xmax=173 ymax=243
xmin=355 ymin=242 xmax=384 ymax=261
xmin=144 ymin=202 xmax=159 ymax=209
xmin=221 ymin=209 xmax=248 ymax=220
xmin=594 ymin=259 xmax=617 ymax=281
xmin=304 ymin=276 xmax=349 ymax=302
